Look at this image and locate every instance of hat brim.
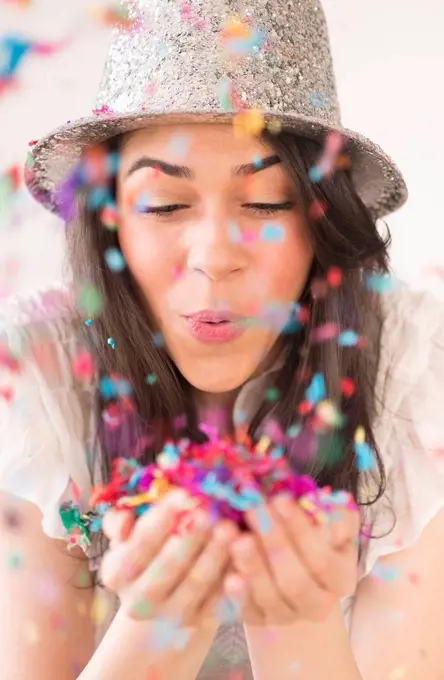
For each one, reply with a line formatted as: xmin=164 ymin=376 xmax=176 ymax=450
xmin=24 ymin=109 xmax=407 ymax=220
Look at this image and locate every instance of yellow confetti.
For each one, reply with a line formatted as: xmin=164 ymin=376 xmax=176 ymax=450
xmin=233 ymin=108 xmax=265 ymax=138
xmin=256 ymin=435 xmax=271 ymax=454
xmin=91 ymin=591 xmax=110 ymax=626
xmin=354 ymin=426 xmax=365 ymax=444
xmin=266 ymin=119 xmax=282 ymax=135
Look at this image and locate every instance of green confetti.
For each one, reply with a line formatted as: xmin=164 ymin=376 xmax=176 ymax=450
xmin=8 ymin=553 xmax=22 ymax=569
xmin=145 ymin=372 xmax=157 ymax=385
xmin=133 ymin=598 xmax=152 ymax=617
xmin=77 ymin=285 xmax=103 ymax=318
xmin=26 ymin=150 xmax=35 ymax=169
xmin=265 ymin=387 xmax=279 ymax=402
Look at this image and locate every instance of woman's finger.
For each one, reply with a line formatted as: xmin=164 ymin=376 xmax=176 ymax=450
xmin=230 ymin=534 xmax=294 ymax=623
xmin=101 ymin=490 xmax=200 ymax=592
xmin=102 ymin=509 xmax=135 ymax=546
xmin=245 ymin=501 xmax=331 ymax=616
xmin=224 ymin=571 xmax=264 ymax=625
xmin=121 ymin=509 xmax=212 ymax=617
xmin=272 ymin=496 xmax=358 ymax=596
xmin=163 ymin=521 xmax=238 ymax=623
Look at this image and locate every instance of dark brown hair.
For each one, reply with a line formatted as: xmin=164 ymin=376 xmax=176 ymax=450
xmin=66 ymin=128 xmax=394 ymax=569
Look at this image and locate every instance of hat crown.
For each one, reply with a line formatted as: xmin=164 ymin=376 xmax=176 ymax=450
xmin=95 ymin=0 xmax=341 ymax=124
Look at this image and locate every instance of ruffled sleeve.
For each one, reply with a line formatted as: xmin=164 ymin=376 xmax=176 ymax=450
xmin=0 ymin=286 xmax=96 ymax=550
xmin=361 ymin=281 xmax=444 ymax=578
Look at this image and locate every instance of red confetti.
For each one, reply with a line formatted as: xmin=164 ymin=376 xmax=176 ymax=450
xmin=326 ymin=266 xmax=343 ymax=287
xmin=340 ymin=377 xmax=355 ymax=398
xmin=308 ymin=199 xmax=328 ymax=220
xmin=72 ymin=350 xmax=95 ymax=380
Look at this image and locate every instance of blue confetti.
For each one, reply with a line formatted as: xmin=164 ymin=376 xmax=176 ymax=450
xmin=354 ymin=441 xmax=375 ymax=471
xmin=151 ymin=332 xmax=164 ymax=347
xmin=216 ymin=595 xmax=241 ymax=624
xmin=308 ymin=166 xmax=323 ymax=183
xmin=86 ymin=186 xmax=109 ymax=209
xmin=168 ymin=133 xmax=190 ymax=160
xmin=84 ymin=319 xmax=93 ymax=326
xmin=255 ymin=504 xmax=271 ymax=535
xmin=106 ymin=150 xmax=120 ymax=176
xmin=107 ymin=337 xmax=115 ymax=350
xmin=252 ymin=154 xmax=263 ymax=169
xmin=364 ymin=272 xmax=396 ymax=294
xmin=286 ymin=422 xmax=302 ymax=438
xmin=337 ymin=330 xmax=359 ymax=347
xmin=104 ymin=247 xmax=126 ymax=272
xmin=99 ymin=376 xmax=115 ymax=399
xmin=227 ymin=220 xmax=242 ymax=242
xmin=305 ymin=372 xmax=326 ymax=404
xmin=309 ymin=90 xmax=328 ymax=111
xmin=261 ymin=222 xmax=285 ymax=242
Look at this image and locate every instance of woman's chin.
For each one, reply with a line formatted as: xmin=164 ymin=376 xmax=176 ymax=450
xmin=177 ymin=362 xmax=257 ymax=395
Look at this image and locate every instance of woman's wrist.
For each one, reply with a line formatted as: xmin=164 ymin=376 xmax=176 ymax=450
xmin=243 ymin=604 xmax=362 ymax=680
xmin=78 ymin=608 xmax=220 ymax=680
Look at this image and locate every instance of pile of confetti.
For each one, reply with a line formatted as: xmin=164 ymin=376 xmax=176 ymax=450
xmin=59 ymin=430 xmax=357 ymax=550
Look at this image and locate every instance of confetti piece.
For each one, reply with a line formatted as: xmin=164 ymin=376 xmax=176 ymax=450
xmin=167 ymin=133 xmax=190 ymax=160
xmin=337 ymin=330 xmax=359 ymax=347
xmin=72 ymin=350 xmax=95 ymax=380
xmin=7 ymin=552 xmax=22 ymax=569
xmin=233 ymin=108 xmax=265 ymax=138
xmin=354 ymin=441 xmax=375 ymax=471
xmin=305 ymin=372 xmax=326 ymax=405
xmin=309 ymin=90 xmax=328 ymax=110
xmin=326 ymin=266 xmax=342 ymax=287
xmin=91 ymin=591 xmax=110 ymax=625
xmin=104 ymin=247 xmax=126 ymax=272
xmin=77 ymin=285 xmax=103 ymax=318
xmin=101 ymin=203 xmax=120 ymax=230
xmin=340 ymin=377 xmax=355 ymax=397
xmin=364 ymin=272 xmax=397 ymax=294
xmin=145 ymin=372 xmax=157 ymax=385
xmin=107 ymin=337 xmax=115 ymax=349
xmin=260 ymin=222 xmax=285 ymax=242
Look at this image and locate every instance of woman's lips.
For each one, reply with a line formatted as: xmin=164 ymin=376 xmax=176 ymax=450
xmin=184 ymin=311 xmax=246 ymax=344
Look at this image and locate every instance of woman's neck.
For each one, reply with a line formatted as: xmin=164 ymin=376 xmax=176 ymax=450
xmin=193 ymin=388 xmax=240 ymax=436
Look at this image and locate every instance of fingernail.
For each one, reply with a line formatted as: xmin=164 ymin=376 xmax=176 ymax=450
xmin=194 ymin=510 xmax=210 ymax=530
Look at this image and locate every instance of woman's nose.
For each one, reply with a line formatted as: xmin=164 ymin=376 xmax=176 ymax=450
xmin=186 ymin=220 xmax=247 ymax=281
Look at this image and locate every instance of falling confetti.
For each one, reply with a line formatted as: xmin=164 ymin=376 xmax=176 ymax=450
xmin=261 ymin=223 xmax=285 ymax=242
xmin=104 ymin=247 xmax=126 ymax=272
xmin=77 ymin=285 xmax=103 ymax=318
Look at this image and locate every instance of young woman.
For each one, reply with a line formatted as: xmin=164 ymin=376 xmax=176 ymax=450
xmin=2 ymin=1 xmax=444 ymax=679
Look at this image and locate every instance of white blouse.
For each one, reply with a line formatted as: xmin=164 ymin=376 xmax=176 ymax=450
xmin=1 ymin=279 xmax=444 ymax=679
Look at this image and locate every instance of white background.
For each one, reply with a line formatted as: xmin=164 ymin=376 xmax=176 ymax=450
xmin=1 ymin=0 xmax=443 ymax=304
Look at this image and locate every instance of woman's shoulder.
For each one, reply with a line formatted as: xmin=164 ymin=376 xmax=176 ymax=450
xmin=0 ymin=284 xmax=97 ymax=540
xmin=362 ymin=278 xmax=444 ymax=579
xmin=0 ymin=283 xmax=94 ymax=391
xmin=377 ymin=277 xmax=444 ymax=385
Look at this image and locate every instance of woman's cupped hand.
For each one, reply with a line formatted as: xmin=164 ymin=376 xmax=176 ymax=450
xmin=224 ymin=494 xmax=361 ymax=626
xmin=101 ymin=490 xmax=361 ymax=628
xmin=101 ymin=489 xmax=240 ymax=626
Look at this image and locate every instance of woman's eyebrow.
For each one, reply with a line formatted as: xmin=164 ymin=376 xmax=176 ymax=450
xmin=124 ymin=154 xmax=281 ymax=180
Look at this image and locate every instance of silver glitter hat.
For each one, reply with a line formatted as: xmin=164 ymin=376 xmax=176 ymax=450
xmin=24 ymin=0 xmax=407 ymax=219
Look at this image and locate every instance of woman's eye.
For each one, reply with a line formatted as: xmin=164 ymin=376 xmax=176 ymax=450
xmin=136 ymin=204 xmax=189 ymax=216
xmin=243 ymin=201 xmax=295 ymax=215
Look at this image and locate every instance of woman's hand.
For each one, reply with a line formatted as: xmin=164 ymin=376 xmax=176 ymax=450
xmin=224 ymin=494 xmax=360 ymax=626
xmin=101 ymin=489 xmax=240 ymax=626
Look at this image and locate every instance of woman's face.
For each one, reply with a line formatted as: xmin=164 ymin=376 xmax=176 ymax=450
xmin=116 ymin=124 xmax=314 ymax=394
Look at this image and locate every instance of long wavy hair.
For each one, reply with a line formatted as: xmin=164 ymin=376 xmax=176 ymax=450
xmin=66 ymin=128 xmax=394 ymax=572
